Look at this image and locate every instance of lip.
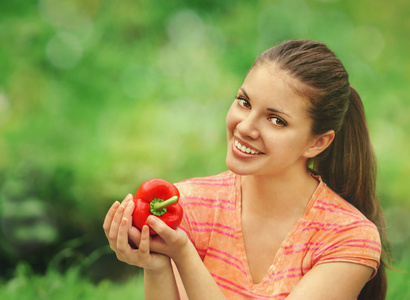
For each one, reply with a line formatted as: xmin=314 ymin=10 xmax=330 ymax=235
xmin=232 ymin=137 xmax=264 ymax=157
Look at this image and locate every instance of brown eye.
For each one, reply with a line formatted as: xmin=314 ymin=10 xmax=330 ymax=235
xmin=269 ymin=117 xmax=287 ymax=127
xmin=237 ymin=97 xmax=251 ymax=109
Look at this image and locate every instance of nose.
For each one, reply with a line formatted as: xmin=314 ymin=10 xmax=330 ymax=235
xmin=236 ymin=112 xmax=260 ymax=140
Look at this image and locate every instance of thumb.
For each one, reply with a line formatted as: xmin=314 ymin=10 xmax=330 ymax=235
xmin=147 ymin=215 xmax=174 ymax=242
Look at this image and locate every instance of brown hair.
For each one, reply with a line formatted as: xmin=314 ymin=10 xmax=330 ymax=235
xmin=253 ymin=39 xmax=389 ymax=299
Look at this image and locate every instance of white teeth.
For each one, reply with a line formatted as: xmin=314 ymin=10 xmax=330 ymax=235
xmin=234 ymin=140 xmax=261 ymax=154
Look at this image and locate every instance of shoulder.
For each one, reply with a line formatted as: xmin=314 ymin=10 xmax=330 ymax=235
xmin=175 ymin=171 xmax=238 ymax=257
xmin=175 ymin=170 xmax=237 ymax=198
xmin=310 ymin=182 xmax=379 ymax=232
xmin=305 ymin=181 xmax=381 ymax=274
xmin=176 ymin=170 xmax=236 ymax=185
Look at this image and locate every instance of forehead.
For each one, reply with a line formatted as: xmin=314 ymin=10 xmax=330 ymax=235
xmin=241 ymin=64 xmax=310 ymax=117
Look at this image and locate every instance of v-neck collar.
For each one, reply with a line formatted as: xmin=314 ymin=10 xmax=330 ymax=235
xmin=233 ymin=173 xmax=325 ymax=286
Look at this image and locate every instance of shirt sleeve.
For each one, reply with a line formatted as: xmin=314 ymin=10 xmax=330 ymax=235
xmin=312 ymin=219 xmax=382 ymax=279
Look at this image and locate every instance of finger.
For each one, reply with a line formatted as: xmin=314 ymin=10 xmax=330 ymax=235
xmin=104 ymin=194 xmax=131 ymax=237
xmin=108 ymin=203 xmax=126 ymax=240
xmin=129 ymin=226 xmax=141 ymax=248
xmin=123 ymin=198 xmax=135 ymax=228
xmin=138 ymin=225 xmax=151 ymax=258
xmin=147 ymin=215 xmax=174 ymax=242
xmin=116 ymin=217 xmax=131 ymax=253
xmin=121 ymin=193 xmax=133 ymax=205
xmin=103 ymin=201 xmax=120 ymax=236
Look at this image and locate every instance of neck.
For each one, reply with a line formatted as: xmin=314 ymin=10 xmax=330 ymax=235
xmin=240 ymin=169 xmax=318 ymax=219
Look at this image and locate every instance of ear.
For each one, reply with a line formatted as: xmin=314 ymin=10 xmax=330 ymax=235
xmin=303 ymin=130 xmax=335 ymax=158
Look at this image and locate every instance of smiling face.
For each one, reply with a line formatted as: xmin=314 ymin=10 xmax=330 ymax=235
xmin=226 ymin=64 xmax=321 ymax=179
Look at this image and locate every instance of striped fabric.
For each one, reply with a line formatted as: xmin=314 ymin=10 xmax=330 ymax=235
xmin=176 ymin=171 xmax=381 ymax=299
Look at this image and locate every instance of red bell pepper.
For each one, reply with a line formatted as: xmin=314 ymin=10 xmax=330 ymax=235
xmin=132 ymin=178 xmax=183 ymax=235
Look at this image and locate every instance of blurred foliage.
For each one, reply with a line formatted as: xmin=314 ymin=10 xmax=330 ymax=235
xmin=0 ymin=262 xmax=145 ymax=299
xmin=0 ymin=0 xmax=409 ymax=293
xmin=0 ymin=259 xmax=408 ymax=299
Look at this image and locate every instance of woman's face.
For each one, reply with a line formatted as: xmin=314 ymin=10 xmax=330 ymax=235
xmin=226 ymin=64 xmax=318 ymax=178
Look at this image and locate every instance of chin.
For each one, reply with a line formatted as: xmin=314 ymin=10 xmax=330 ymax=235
xmin=226 ymin=158 xmax=252 ymax=176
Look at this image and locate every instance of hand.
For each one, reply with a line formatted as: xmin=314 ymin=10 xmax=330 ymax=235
xmin=102 ymin=194 xmax=170 ymax=270
xmin=146 ymin=215 xmax=190 ymax=264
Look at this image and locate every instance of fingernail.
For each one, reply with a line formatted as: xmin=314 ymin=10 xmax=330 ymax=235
xmin=123 ymin=195 xmax=132 ymax=203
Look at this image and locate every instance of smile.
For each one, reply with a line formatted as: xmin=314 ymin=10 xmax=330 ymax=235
xmin=234 ymin=140 xmax=263 ymax=155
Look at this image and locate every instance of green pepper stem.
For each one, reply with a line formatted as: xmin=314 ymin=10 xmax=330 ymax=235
xmin=153 ymin=195 xmax=179 ymax=212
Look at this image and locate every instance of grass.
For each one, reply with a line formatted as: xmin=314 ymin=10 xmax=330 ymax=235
xmin=0 ymin=257 xmax=408 ymax=300
xmin=0 ymin=263 xmax=144 ymax=300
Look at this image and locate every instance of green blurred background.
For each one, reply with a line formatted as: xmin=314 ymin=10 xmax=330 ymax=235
xmin=1 ymin=0 xmax=409 ymax=298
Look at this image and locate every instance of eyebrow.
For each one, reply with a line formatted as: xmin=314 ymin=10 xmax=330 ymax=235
xmin=267 ymin=107 xmax=291 ymax=118
xmin=240 ymin=87 xmax=291 ymax=118
xmin=240 ymin=88 xmax=251 ymax=100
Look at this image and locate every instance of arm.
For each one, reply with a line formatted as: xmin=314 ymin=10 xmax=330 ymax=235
xmin=171 ymin=260 xmax=189 ymax=300
xmin=286 ymin=262 xmax=373 ymax=300
xmin=143 ymin=249 xmax=179 ymax=300
xmin=147 ymin=216 xmax=226 ymax=300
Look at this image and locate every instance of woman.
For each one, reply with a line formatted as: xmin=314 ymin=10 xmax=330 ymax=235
xmin=103 ymin=39 xmax=388 ymax=299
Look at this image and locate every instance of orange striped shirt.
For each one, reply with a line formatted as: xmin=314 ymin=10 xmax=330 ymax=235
xmin=176 ymin=171 xmax=381 ymax=299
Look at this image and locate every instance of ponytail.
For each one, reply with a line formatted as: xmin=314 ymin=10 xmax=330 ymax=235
xmin=312 ymin=87 xmax=389 ymax=300
xmin=317 ymin=87 xmax=376 ymax=215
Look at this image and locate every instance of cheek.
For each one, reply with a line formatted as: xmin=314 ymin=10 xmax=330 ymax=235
xmin=225 ymin=105 xmax=237 ymax=132
xmin=265 ymin=131 xmax=307 ymax=154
